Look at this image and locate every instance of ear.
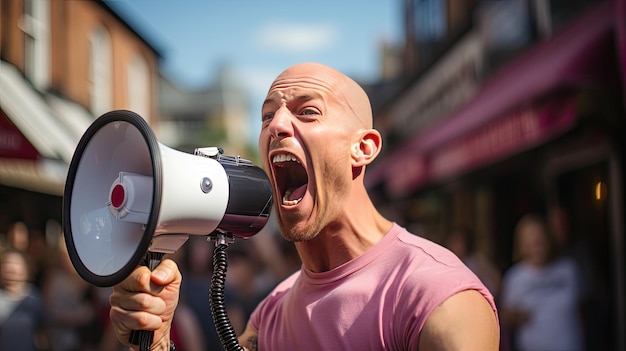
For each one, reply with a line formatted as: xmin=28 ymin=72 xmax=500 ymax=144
xmin=350 ymin=129 xmax=382 ymax=167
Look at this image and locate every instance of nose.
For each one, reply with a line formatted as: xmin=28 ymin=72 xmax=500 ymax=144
xmin=267 ymin=106 xmax=294 ymax=139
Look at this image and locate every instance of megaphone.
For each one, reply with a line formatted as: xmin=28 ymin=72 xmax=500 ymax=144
xmin=62 ymin=110 xmax=273 ymax=288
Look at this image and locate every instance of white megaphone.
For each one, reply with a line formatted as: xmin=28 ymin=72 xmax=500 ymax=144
xmin=62 ymin=110 xmax=273 ymax=288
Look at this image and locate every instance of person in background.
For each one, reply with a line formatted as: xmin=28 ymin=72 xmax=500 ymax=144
xmin=0 ymin=249 xmax=47 ymax=350
xmin=41 ymin=236 xmax=98 ymax=351
xmin=500 ymin=213 xmax=585 ymax=351
xmin=6 ymin=221 xmax=29 ymax=252
xmin=107 ymin=62 xmax=499 ymax=351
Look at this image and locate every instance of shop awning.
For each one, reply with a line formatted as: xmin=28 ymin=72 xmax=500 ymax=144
xmin=366 ymin=1 xmax=616 ymax=197
xmin=0 ymin=61 xmax=87 ymax=195
xmin=0 ymin=61 xmax=79 ymax=162
xmin=0 ymin=158 xmax=67 ymax=195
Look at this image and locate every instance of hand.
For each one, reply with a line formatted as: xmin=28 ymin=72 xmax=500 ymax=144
xmin=109 ymin=259 xmax=182 ymax=351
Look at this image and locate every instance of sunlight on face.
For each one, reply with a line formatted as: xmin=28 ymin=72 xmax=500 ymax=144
xmin=258 ymin=63 xmax=373 ymax=242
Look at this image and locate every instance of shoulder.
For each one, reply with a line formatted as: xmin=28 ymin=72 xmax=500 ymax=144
xmin=24 ymin=284 xmax=43 ymax=303
xmin=270 ymin=269 xmax=300 ymax=294
xmin=419 ymin=289 xmax=500 ymax=351
xmin=387 ymin=226 xmax=498 ymax=341
xmin=259 ymin=269 xmax=300 ymax=306
xmin=392 ymin=225 xmax=465 ymax=268
xmin=553 ymin=256 xmax=579 ymax=271
xmin=248 ymin=270 xmax=300 ymax=330
xmin=391 ymin=226 xmax=487 ymax=292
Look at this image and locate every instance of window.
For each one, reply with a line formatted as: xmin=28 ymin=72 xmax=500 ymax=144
xmin=89 ymin=25 xmax=112 ymax=117
xmin=20 ymin=0 xmax=50 ymax=90
xmin=413 ymin=0 xmax=447 ymax=44
xmin=127 ymin=54 xmax=150 ymax=119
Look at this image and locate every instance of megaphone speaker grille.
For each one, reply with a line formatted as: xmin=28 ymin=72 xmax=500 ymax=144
xmin=63 ymin=111 xmax=163 ymax=287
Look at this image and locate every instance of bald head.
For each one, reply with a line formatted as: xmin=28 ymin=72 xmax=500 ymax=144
xmin=269 ymin=62 xmax=373 ymax=129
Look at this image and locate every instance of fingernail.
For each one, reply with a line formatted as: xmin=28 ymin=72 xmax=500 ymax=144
xmin=153 ymin=270 xmax=167 ymax=281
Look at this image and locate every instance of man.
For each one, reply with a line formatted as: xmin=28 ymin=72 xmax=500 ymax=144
xmin=109 ymin=63 xmax=499 ymax=350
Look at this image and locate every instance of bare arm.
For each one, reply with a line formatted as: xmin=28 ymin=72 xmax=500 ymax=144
xmin=418 ymin=290 xmax=499 ymax=351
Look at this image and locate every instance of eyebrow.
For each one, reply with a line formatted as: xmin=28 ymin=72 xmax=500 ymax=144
xmin=263 ymin=92 xmax=324 ymax=109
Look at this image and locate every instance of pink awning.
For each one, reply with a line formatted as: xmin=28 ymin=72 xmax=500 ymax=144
xmin=383 ymin=94 xmax=577 ymax=197
xmin=366 ymin=1 xmax=617 ymax=195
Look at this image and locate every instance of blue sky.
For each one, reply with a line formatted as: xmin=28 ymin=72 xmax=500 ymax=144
xmin=106 ymin=0 xmax=403 ymax=142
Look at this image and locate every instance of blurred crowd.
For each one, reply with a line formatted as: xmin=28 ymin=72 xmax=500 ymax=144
xmin=0 ymin=209 xmax=598 ymax=350
xmin=0 ymin=219 xmax=300 ymax=351
xmin=443 ymin=207 xmax=595 ymax=351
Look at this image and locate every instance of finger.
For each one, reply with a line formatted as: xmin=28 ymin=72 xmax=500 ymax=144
xmin=110 ymin=290 xmax=167 ymax=315
xmin=116 ymin=265 xmax=154 ymax=293
xmin=150 ymin=259 xmax=181 ymax=286
xmin=110 ymin=305 xmax=164 ymax=333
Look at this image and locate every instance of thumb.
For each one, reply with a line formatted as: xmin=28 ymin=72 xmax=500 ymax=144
xmin=151 ymin=259 xmax=181 ymax=286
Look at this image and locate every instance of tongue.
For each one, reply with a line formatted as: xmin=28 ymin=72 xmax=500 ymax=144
xmin=288 ymin=184 xmax=307 ymax=201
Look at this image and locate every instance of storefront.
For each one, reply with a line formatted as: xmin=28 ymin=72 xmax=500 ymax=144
xmin=0 ymin=60 xmax=87 ymax=246
xmin=366 ymin=2 xmax=625 ymax=349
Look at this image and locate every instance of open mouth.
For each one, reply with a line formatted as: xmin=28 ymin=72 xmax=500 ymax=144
xmin=272 ymin=153 xmax=308 ymax=206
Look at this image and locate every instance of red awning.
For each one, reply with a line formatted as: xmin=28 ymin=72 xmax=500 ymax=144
xmin=366 ymin=1 xmax=616 ymax=196
xmin=0 ymin=61 xmax=87 ymax=195
xmin=0 ymin=109 xmax=39 ymax=160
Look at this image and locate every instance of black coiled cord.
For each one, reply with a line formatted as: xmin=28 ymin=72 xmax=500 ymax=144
xmin=210 ymin=242 xmax=244 ymax=351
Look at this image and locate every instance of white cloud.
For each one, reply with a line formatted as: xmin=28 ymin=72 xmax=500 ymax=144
xmin=255 ymin=22 xmax=337 ymax=53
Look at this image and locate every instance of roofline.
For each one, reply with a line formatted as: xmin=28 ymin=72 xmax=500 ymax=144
xmin=97 ymin=0 xmax=164 ymax=59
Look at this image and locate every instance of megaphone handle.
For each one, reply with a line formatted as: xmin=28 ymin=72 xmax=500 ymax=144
xmin=129 ymin=251 xmax=166 ymax=351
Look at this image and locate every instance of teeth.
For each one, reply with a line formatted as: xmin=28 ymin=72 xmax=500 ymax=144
xmin=282 ymin=189 xmax=302 ymax=206
xmin=283 ymin=199 xmax=300 ymax=206
xmin=272 ymin=153 xmax=304 ymax=206
xmin=272 ymin=153 xmax=300 ymax=163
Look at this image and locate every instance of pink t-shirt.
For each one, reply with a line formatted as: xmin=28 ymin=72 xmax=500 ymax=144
xmin=249 ymin=223 xmax=497 ymax=350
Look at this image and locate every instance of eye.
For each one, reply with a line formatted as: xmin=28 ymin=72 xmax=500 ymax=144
xmin=299 ymin=107 xmax=320 ymax=117
xmin=262 ymin=111 xmax=275 ymax=122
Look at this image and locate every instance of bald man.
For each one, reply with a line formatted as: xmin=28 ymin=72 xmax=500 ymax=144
xmin=109 ymin=63 xmax=499 ymax=351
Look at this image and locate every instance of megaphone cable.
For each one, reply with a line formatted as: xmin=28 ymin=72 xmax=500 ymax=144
xmin=210 ymin=232 xmax=245 ymax=351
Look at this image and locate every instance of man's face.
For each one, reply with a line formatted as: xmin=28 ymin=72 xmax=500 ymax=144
xmin=258 ymin=66 xmax=357 ymax=242
xmin=519 ymin=222 xmax=551 ymax=265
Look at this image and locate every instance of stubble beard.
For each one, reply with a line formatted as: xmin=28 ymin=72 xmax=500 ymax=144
xmin=277 ymin=212 xmax=324 ymax=242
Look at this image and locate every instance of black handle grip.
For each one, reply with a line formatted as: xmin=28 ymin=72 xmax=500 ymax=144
xmin=129 ymin=251 xmax=165 ymax=351
xmin=129 ymin=330 xmax=154 ymax=350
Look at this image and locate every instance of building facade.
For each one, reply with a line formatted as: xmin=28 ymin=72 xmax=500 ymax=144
xmin=157 ymin=64 xmax=254 ymax=160
xmin=0 ymin=0 xmax=160 ymax=246
xmin=366 ymin=1 xmax=625 ymax=350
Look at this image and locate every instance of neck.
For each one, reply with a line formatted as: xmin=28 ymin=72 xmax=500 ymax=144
xmin=295 ymin=188 xmax=392 ymax=273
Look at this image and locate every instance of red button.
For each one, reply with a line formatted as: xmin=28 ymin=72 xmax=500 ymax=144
xmin=111 ymin=184 xmax=125 ymax=209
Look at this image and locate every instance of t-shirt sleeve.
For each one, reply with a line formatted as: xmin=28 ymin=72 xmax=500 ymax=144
xmin=395 ymin=259 xmax=497 ymax=348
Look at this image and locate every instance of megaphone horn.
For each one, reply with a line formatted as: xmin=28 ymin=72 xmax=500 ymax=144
xmin=62 ymin=110 xmax=272 ymax=287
